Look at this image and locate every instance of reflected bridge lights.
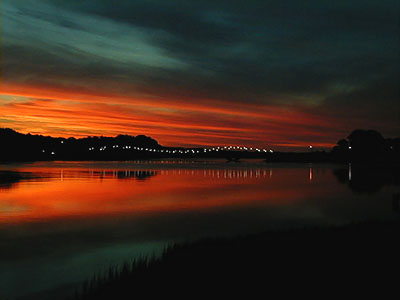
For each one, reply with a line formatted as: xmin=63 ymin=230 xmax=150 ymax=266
xmin=348 ymin=163 xmax=352 ymax=181
xmin=59 ymin=167 xmax=321 ymax=181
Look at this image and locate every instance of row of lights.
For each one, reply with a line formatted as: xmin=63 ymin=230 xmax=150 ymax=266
xmin=48 ymin=141 xmax=326 ymax=154
xmin=44 ymin=145 xmax=326 ymax=155
xmin=48 ymin=141 xmax=344 ymax=152
xmin=87 ymin=145 xmax=275 ymax=154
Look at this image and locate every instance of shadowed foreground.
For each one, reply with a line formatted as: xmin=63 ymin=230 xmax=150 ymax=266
xmin=77 ymin=221 xmax=400 ymax=299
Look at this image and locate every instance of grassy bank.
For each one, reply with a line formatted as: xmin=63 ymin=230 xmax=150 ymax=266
xmin=76 ymin=220 xmax=400 ymax=299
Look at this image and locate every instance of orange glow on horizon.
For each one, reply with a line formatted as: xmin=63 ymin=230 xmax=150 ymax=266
xmin=1 ymin=83 xmax=338 ymax=149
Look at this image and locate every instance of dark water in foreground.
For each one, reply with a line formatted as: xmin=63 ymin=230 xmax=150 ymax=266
xmin=1 ymin=160 xmax=399 ymax=299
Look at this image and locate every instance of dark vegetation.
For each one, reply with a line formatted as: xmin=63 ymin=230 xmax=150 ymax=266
xmin=1 ymin=128 xmax=399 ymax=162
xmin=0 ymin=128 xmax=160 ymax=161
xmin=331 ymin=129 xmax=400 ymax=163
xmin=76 ymin=221 xmax=400 ymax=299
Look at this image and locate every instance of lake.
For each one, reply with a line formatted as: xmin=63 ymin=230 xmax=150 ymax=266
xmin=1 ymin=160 xmax=399 ymax=299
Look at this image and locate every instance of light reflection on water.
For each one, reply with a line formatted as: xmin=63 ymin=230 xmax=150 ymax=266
xmin=0 ymin=160 xmax=399 ymax=299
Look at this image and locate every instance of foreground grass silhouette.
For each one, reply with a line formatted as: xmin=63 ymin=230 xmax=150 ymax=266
xmin=76 ymin=221 xmax=400 ymax=299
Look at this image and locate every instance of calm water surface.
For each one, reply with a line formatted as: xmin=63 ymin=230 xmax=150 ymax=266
xmin=1 ymin=160 xmax=399 ymax=299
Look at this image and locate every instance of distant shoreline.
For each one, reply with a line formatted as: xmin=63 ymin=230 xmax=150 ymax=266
xmin=1 ymin=127 xmax=399 ymax=163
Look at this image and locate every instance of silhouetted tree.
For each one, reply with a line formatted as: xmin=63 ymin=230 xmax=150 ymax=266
xmin=331 ymin=129 xmax=399 ymax=162
xmin=337 ymin=139 xmax=349 ymax=149
xmin=348 ymin=129 xmax=385 ymax=154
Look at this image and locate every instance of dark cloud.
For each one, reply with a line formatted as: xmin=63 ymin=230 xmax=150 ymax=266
xmin=306 ymin=71 xmax=400 ymax=137
xmin=321 ymin=71 xmax=400 ymax=119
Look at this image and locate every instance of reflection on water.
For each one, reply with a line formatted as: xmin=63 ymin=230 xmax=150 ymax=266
xmin=0 ymin=171 xmax=44 ymax=190
xmin=333 ymin=163 xmax=400 ymax=194
xmin=0 ymin=160 xmax=399 ymax=299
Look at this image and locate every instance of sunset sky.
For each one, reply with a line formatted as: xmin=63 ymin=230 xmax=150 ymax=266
xmin=1 ymin=0 xmax=399 ymax=150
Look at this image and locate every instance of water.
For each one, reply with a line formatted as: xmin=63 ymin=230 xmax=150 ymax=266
xmin=1 ymin=160 xmax=399 ymax=299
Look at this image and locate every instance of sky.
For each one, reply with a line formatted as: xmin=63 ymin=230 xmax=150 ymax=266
xmin=1 ymin=0 xmax=399 ymax=150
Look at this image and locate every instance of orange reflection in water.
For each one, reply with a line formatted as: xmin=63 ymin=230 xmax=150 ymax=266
xmin=0 ymin=166 xmax=330 ymax=224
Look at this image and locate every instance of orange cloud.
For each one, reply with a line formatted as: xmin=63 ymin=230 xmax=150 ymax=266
xmin=1 ymin=83 xmax=338 ymax=149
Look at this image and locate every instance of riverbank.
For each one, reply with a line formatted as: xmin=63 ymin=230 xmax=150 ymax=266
xmin=77 ymin=220 xmax=400 ymax=299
